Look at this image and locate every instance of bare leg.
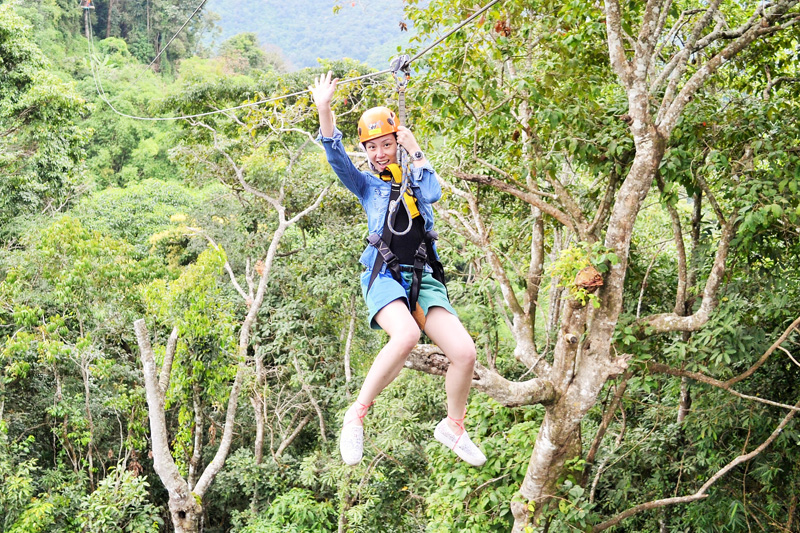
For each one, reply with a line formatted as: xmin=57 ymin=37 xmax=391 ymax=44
xmin=423 ymin=307 xmax=477 ymax=435
xmin=346 ymin=299 xmax=420 ymax=425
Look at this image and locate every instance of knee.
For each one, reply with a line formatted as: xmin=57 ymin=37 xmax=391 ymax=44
xmin=390 ymin=327 xmax=421 ymax=353
xmin=449 ymin=343 xmax=477 ymax=369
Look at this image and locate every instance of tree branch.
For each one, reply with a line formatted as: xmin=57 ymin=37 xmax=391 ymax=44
xmin=292 ymin=355 xmax=328 ymax=443
xmin=274 ymin=413 xmax=312 ymax=458
xmin=604 ymin=0 xmax=633 ymax=88
xmin=726 ymin=315 xmax=800 ymax=387
xmin=587 ymin=165 xmax=621 ymax=238
xmin=655 ymin=0 xmax=723 ymax=122
xmin=186 ymin=227 xmax=250 ymax=303
xmin=159 ymin=326 xmax=179 ymax=396
xmin=648 ymin=362 xmax=800 ymax=413
xmin=593 ymin=397 xmax=800 ymax=531
xmin=639 ymin=218 xmax=735 ymax=333
xmin=405 ymin=344 xmax=555 ymax=406
xmin=134 ymin=320 xmax=191 ymax=500
xmin=655 ymin=174 xmax=688 ymax=315
xmin=583 ymin=371 xmax=632 ymax=484
xmin=454 ymin=171 xmax=578 ymax=234
xmin=658 ymin=1 xmax=800 ymax=135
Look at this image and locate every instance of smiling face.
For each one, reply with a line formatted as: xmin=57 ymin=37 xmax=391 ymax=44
xmin=363 ymin=133 xmax=398 ymax=172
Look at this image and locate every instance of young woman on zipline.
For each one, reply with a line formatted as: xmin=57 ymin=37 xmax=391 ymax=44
xmin=310 ymin=71 xmax=486 ymax=467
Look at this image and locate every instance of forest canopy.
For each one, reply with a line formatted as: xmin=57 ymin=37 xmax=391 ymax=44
xmin=1 ymin=0 xmax=800 ymax=532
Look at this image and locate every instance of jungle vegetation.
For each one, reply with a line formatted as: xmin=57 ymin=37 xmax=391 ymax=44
xmin=1 ymin=0 xmax=800 ymax=532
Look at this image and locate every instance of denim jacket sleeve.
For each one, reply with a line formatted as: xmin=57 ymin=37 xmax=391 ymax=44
xmin=409 ymin=162 xmax=442 ymax=204
xmin=317 ymin=127 xmax=368 ymax=200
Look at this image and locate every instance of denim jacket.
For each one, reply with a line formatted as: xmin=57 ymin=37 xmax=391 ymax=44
xmin=319 ymin=127 xmax=442 ymax=271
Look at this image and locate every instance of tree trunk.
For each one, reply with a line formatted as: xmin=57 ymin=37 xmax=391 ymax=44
xmin=511 ymin=134 xmax=666 ymax=531
xmin=251 ymin=341 xmax=266 ymax=465
xmin=79 ymin=354 xmax=95 ymax=491
xmin=167 ymin=495 xmax=203 ymax=533
xmin=106 ymin=0 xmax=113 ymax=38
xmin=135 ymin=319 xmax=203 ymax=533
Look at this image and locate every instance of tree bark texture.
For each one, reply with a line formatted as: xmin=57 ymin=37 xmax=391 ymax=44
xmin=134 ymin=319 xmax=203 ymax=533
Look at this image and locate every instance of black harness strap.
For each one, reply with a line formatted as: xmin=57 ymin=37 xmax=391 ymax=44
xmin=366 ymin=232 xmax=401 ymax=291
xmin=366 ymin=177 xmax=448 ymax=317
xmin=408 ymin=241 xmax=428 ymax=314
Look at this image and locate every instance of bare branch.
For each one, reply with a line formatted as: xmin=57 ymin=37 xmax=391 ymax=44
xmin=159 ymin=326 xmax=179 ymax=396
xmin=583 ymin=371 xmax=632 ymax=483
xmin=604 ymin=0 xmax=633 ymax=88
xmin=292 ymin=355 xmax=328 ymax=443
xmin=778 ymin=345 xmax=800 ymax=369
xmin=593 ymin=397 xmax=800 ymax=531
xmin=726 ymin=315 xmax=800 ymax=387
xmin=763 ymin=74 xmax=800 ymax=99
xmin=647 ymin=0 xmax=675 ymax=77
xmin=694 ymin=173 xmax=726 ymax=225
xmin=654 ymin=0 xmax=723 ymax=118
xmin=648 ymin=362 xmax=800 ymax=413
xmin=454 ymin=171 xmax=578 ymax=234
xmin=659 ymin=1 xmax=800 ymax=134
xmin=546 ymin=165 xmax=591 ymax=239
xmin=275 ymin=413 xmax=312 ymax=458
xmin=286 ymin=182 xmax=332 ymax=226
xmin=186 ymin=227 xmax=250 ymax=302
xmin=655 ymin=174 xmax=688 ymax=315
xmin=637 ymin=242 xmax=668 ymax=319
xmin=587 ymin=166 xmax=621 ymax=238
xmin=133 ymin=319 xmax=194 ymax=506
xmin=633 ymin=0 xmax=671 ymax=85
xmin=640 ymin=218 xmax=735 ymax=333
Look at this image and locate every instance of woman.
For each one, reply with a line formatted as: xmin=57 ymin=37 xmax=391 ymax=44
xmin=310 ymin=71 xmax=486 ymax=467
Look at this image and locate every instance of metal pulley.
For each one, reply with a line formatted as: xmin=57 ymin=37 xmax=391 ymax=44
xmin=390 ymin=54 xmax=411 ymax=125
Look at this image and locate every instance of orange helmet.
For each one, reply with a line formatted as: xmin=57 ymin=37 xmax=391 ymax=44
xmin=357 ymin=107 xmax=399 ymax=143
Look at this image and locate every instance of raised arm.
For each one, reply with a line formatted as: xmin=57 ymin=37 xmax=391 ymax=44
xmin=309 ymin=70 xmax=338 ymax=138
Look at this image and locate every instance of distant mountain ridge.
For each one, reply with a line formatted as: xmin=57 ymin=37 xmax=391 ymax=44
xmin=206 ymin=0 xmax=414 ymax=70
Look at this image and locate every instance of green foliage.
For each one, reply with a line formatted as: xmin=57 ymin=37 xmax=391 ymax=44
xmin=3 ymin=1 xmax=800 ymax=532
xmin=219 ymin=32 xmax=286 ymax=73
xmin=236 ymin=488 xmax=336 ymax=532
xmin=72 ymin=178 xmax=205 ymax=251
xmin=426 ymin=397 xmax=544 ymax=532
xmin=549 ymin=241 xmax=619 ymax=308
xmin=526 ymin=481 xmax=597 ymax=533
xmin=0 ymin=4 xmax=91 ymax=242
xmin=78 ymin=466 xmax=162 ymax=532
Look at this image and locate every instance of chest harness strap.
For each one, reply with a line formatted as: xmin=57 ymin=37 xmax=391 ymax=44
xmin=366 ymin=169 xmax=447 ymax=330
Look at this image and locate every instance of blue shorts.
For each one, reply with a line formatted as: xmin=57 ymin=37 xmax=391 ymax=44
xmin=360 ymin=267 xmax=458 ymax=330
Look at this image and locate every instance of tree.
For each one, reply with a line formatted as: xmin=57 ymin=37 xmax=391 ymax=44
xmin=0 ymin=4 xmax=90 ymax=242
xmin=399 ymin=1 xmax=800 ymax=530
xmin=132 ymin=61 xmax=337 ymax=531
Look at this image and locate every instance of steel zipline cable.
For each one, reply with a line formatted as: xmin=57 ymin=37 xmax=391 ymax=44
xmin=129 ymin=0 xmax=210 ymax=87
xmin=85 ymin=0 xmax=502 ymax=122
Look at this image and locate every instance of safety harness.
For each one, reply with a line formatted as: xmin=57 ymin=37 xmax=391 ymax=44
xmin=366 ymin=165 xmax=446 ymax=330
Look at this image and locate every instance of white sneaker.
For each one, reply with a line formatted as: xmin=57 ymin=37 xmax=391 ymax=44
xmin=434 ymin=418 xmax=487 ymax=467
xmin=339 ymin=402 xmax=370 ymax=466
xmin=339 ymin=423 xmax=364 ymax=466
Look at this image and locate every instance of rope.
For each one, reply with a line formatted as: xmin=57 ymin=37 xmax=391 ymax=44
xmin=86 ymin=0 xmax=504 ymax=122
xmin=387 ymin=147 xmax=415 ymax=236
xmin=86 ymin=17 xmax=390 ymax=122
xmin=408 ymin=0 xmax=501 ymax=64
